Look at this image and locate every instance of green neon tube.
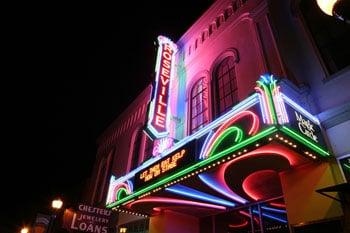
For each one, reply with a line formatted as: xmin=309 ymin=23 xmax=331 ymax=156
xmin=280 ymin=126 xmax=330 ymax=157
xmin=344 ymin=163 xmax=350 ymax=170
xmin=117 ymin=188 xmax=128 ymax=201
xmin=257 ymin=81 xmax=278 ymax=124
xmin=208 ymin=126 xmax=243 ymax=158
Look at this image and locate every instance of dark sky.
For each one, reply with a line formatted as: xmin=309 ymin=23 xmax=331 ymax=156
xmin=2 ymin=1 xmax=214 ymax=232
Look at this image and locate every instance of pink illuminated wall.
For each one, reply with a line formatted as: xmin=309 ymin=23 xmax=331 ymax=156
xmin=171 ymin=0 xmax=287 ymax=139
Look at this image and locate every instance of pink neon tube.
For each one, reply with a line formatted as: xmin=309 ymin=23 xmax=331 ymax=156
xmin=128 ymin=197 xmax=226 ymax=210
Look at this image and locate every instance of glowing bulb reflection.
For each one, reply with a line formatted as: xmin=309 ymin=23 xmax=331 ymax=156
xmin=317 ymin=0 xmax=338 ymax=16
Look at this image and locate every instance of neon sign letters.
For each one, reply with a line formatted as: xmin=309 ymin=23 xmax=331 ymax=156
xmin=147 ymin=36 xmax=177 ymax=138
xmin=295 ymin=111 xmax=318 ymax=142
xmin=140 ymin=149 xmax=185 ymax=182
xmin=283 ymin=102 xmax=326 ymax=150
xmin=134 ymin=140 xmax=196 ymax=190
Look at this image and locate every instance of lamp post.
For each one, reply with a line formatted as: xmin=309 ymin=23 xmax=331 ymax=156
xmin=316 ymin=0 xmax=350 ymax=23
xmin=48 ymin=198 xmax=63 ymax=233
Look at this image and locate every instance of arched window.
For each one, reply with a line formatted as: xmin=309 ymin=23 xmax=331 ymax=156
xmin=130 ymin=128 xmax=143 ymax=171
xmin=190 ymin=77 xmax=209 ymax=133
xmin=201 ymin=30 xmax=209 ymax=43
xmin=209 ymin=22 xmax=217 ymax=35
xmin=213 ymin=56 xmax=238 ymax=117
xmin=95 ymin=157 xmax=106 ymax=204
xmin=143 ymin=134 xmax=154 ymax=161
xmin=300 ymin=0 xmax=350 ymax=75
xmin=216 ymin=16 xmax=223 ymax=28
xmin=232 ymin=0 xmax=240 ymax=12
xmin=225 ymin=6 xmax=233 ymax=19
xmin=95 ymin=149 xmax=114 ymax=204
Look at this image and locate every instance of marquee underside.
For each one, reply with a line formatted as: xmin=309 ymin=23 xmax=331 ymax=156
xmin=113 ymin=141 xmax=312 ymax=217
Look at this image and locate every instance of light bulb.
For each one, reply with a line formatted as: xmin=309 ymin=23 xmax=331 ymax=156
xmin=316 ymin=0 xmax=338 ymax=16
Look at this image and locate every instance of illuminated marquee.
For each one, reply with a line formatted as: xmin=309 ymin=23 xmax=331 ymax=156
xmin=134 ymin=140 xmax=196 ymax=190
xmin=147 ymin=36 xmax=177 ymax=138
xmin=106 ymin=74 xmax=332 ymax=209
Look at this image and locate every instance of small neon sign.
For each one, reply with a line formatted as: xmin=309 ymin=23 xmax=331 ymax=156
xmin=134 ymin=140 xmax=196 ymax=190
xmin=152 ymin=137 xmax=174 ymax=156
xmin=140 ymin=149 xmax=185 ymax=182
xmin=147 ymin=36 xmax=177 ymax=138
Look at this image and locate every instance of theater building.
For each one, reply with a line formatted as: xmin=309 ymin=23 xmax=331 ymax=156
xmin=85 ymin=0 xmax=350 ymax=232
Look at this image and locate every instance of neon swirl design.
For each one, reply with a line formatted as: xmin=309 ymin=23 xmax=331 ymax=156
xmin=228 ymin=220 xmax=249 ymax=228
xmin=239 ymin=210 xmax=259 ymax=223
xmin=117 ymin=188 xmax=128 ymax=201
xmin=107 ymin=181 xmax=133 ymax=204
xmin=166 ymin=184 xmax=235 ymax=207
xmin=199 ymin=130 xmax=214 ymax=160
xmin=209 ymin=126 xmax=243 ymax=158
xmin=127 ymin=197 xmax=226 ymax=210
xmin=199 ymin=173 xmax=248 ymax=204
xmin=199 ymin=145 xmax=297 ymax=205
xmin=269 ymin=202 xmax=286 ymax=208
xmin=200 ymin=110 xmax=260 ymax=160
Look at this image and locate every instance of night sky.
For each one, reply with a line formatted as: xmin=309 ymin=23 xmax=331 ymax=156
xmin=2 ymin=1 xmax=214 ymax=232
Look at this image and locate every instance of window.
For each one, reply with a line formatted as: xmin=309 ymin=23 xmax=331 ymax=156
xmin=143 ymin=134 xmax=154 ymax=161
xmin=209 ymin=22 xmax=217 ymax=35
xmin=216 ymin=15 xmax=225 ymax=28
xmin=95 ymin=158 xmax=106 ymax=204
xmin=130 ymin=128 xmax=143 ymax=171
xmin=213 ymin=57 xmax=238 ymax=116
xmin=190 ymin=77 xmax=209 ymax=133
xmin=95 ymin=149 xmax=115 ymax=204
xmin=202 ymin=30 xmax=209 ymax=43
xmin=300 ymin=0 xmax=350 ymax=75
xmin=225 ymin=6 xmax=233 ymax=19
xmin=232 ymin=0 xmax=240 ymax=12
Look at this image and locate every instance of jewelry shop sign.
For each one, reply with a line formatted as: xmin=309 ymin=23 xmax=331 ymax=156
xmin=63 ymin=204 xmax=115 ymax=233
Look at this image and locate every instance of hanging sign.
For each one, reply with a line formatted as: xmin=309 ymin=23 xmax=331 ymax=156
xmin=62 ymin=204 xmax=114 ymax=233
xmin=147 ymin=36 xmax=177 ymax=139
xmin=284 ymin=103 xmax=327 ymax=149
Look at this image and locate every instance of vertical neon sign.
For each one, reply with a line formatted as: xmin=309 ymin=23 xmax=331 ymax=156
xmin=147 ymin=36 xmax=177 ymax=138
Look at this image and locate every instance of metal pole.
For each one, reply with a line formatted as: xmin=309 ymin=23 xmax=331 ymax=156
xmin=249 ymin=206 xmax=255 ymax=233
xmin=258 ymin=204 xmax=264 ymax=233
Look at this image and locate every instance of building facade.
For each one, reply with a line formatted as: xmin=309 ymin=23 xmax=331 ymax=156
xmin=86 ymin=0 xmax=350 ymax=232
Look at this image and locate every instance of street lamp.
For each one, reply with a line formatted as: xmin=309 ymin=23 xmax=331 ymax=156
xmin=52 ymin=199 xmax=63 ymax=210
xmin=20 ymin=227 xmax=29 ymax=233
xmin=316 ymin=0 xmax=350 ymax=23
xmin=49 ymin=199 xmax=64 ymax=233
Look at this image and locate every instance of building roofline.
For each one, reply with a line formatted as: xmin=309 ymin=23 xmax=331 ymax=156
xmin=96 ymin=84 xmax=153 ymax=145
